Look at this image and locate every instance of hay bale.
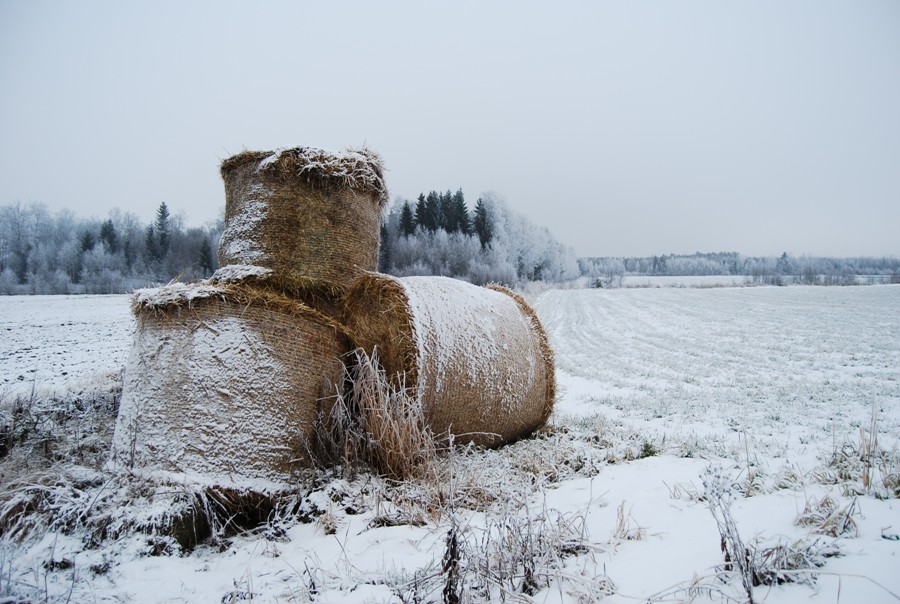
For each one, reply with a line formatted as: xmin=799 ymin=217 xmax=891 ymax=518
xmin=209 ymin=264 xmax=348 ymax=322
xmin=342 ymin=274 xmax=555 ymax=447
xmin=218 ymin=146 xmax=389 ymax=286
xmin=111 ymin=277 xmax=350 ymax=492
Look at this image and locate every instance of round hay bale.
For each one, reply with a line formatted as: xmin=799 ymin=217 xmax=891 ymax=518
xmin=111 ymin=279 xmax=350 ymax=492
xmin=342 ymin=274 xmax=555 ymax=447
xmin=218 ymin=146 xmax=389 ymax=286
xmin=209 ymin=264 xmax=348 ymax=322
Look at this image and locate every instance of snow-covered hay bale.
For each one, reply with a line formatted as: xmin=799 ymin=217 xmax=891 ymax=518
xmin=342 ymin=274 xmax=555 ymax=447
xmin=208 ymin=263 xmax=348 ymax=322
xmin=111 ymin=278 xmax=350 ymax=492
xmin=218 ymin=146 xmax=389 ymax=286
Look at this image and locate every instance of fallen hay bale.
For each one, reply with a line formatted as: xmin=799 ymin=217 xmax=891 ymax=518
xmin=218 ymin=146 xmax=389 ymax=286
xmin=111 ymin=277 xmax=351 ymax=492
xmin=342 ymin=274 xmax=555 ymax=447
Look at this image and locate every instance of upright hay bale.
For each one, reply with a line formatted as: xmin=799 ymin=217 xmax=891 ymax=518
xmin=111 ymin=276 xmax=350 ymax=492
xmin=218 ymin=146 xmax=389 ymax=286
xmin=342 ymin=274 xmax=555 ymax=447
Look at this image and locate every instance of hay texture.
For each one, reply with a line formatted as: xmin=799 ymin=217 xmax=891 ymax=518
xmin=342 ymin=274 xmax=555 ymax=447
xmin=218 ymin=146 xmax=388 ymax=286
xmin=111 ymin=277 xmax=350 ymax=492
xmin=209 ymin=264 xmax=348 ymax=322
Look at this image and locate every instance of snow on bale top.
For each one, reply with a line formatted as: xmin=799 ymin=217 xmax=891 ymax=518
xmin=130 ymin=267 xmax=349 ymax=331
xmin=342 ymin=273 xmax=556 ymax=447
xmin=220 ymin=146 xmax=389 ymax=207
xmin=217 ymin=146 xmax=390 ymax=285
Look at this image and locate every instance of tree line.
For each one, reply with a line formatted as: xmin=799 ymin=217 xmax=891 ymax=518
xmin=379 ymin=190 xmax=579 ymax=286
xmin=0 ymin=202 xmax=221 ymax=295
xmin=580 ymin=251 xmax=900 ymax=287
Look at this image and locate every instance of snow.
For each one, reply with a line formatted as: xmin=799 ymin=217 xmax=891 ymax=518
xmin=111 ymin=313 xmax=296 ymax=492
xmin=131 ymin=281 xmax=226 ymax=308
xmin=217 ymin=185 xmax=271 ymax=264
xmin=2 ymin=284 xmax=899 ymax=603
xmin=0 ymin=294 xmax=132 ymax=397
xmin=210 ymin=264 xmax=273 ymax=283
xmin=401 ymin=276 xmax=533 ymax=399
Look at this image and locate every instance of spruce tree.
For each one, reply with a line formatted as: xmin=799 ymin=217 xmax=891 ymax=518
xmin=424 ymin=191 xmax=441 ymax=232
xmin=399 ymin=201 xmax=416 ymax=237
xmin=473 ymin=198 xmax=492 ymax=248
xmin=155 ymin=202 xmax=171 ymax=257
xmin=414 ymin=194 xmax=429 ymax=232
xmin=99 ymin=219 xmax=119 ymax=253
xmin=438 ymin=190 xmax=453 ymax=231
xmin=145 ymin=225 xmax=160 ymax=262
xmin=452 ymin=189 xmax=471 ymax=235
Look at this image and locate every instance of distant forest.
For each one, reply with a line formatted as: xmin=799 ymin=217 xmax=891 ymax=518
xmin=1 ymin=200 xmax=897 ymax=295
xmin=580 ymin=252 xmax=900 ymax=287
xmin=0 ymin=202 xmax=222 ymax=295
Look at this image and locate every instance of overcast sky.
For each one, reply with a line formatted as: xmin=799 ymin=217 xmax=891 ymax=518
xmin=1 ymin=1 xmax=898 ymax=258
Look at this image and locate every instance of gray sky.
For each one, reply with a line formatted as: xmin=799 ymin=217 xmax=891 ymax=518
xmin=1 ymin=1 xmax=898 ymax=258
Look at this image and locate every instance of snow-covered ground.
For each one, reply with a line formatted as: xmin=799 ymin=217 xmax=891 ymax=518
xmin=0 ymin=294 xmax=133 ymax=397
xmin=1 ymin=285 xmax=899 ymax=603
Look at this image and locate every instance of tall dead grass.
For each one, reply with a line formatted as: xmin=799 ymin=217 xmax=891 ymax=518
xmin=310 ymin=349 xmax=437 ymax=481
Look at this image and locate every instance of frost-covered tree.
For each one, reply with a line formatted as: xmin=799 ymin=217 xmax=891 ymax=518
xmin=379 ymin=191 xmax=577 ymax=286
xmin=0 ymin=202 xmax=225 ymax=294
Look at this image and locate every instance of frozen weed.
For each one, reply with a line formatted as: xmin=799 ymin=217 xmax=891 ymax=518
xmin=309 ymin=349 xmax=437 ymax=481
xmin=795 ymin=495 xmax=858 ymax=538
xmin=772 ymin=463 xmax=806 ymax=491
xmin=446 ymin=498 xmax=595 ymax=601
xmin=703 ymin=466 xmax=843 ymax=602
xmin=814 ymin=434 xmax=899 ymax=499
xmin=664 ymin=480 xmax=706 ymax=503
xmin=611 ymin=501 xmax=646 ymax=543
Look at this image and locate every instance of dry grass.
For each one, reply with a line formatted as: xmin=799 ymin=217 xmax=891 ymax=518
xmin=795 ymin=495 xmax=858 ymax=538
xmin=309 ymin=349 xmax=437 ymax=481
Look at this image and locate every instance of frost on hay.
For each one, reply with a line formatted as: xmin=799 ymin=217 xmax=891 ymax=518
xmin=217 ymin=146 xmax=389 ymax=286
xmin=342 ymin=274 xmax=556 ymax=447
xmin=208 ymin=264 xmax=348 ymax=322
xmin=113 ymin=278 xmax=352 ymax=493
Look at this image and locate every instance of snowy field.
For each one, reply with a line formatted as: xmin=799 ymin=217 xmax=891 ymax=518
xmin=0 ymin=295 xmax=133 ymax=396
xmin=1 ymin=285 xmax=899 ymax=603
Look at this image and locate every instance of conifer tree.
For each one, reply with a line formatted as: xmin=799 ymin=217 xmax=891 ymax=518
xmin=154 ymin=202 xmax=171 ymax=257
xmin=399 ymin=201 xmax=416 ymax=237
xmin=473 ymin=198 xmax=492 ymax=248
xmin=414 ymin=194 xmax=429 ymax=231
xmin=99 ymin=219 xmax=119 ymax=254
xmin=451 ymin=189 xmax=470 ymax=234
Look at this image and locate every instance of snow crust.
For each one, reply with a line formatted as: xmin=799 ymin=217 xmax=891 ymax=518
xmin=209 ymin=264 xmax=273 ymax=284
xmin=131 ymin=281 xmax=225 ymax=309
